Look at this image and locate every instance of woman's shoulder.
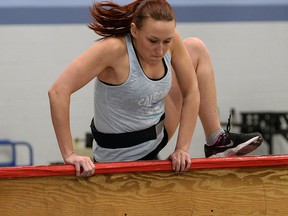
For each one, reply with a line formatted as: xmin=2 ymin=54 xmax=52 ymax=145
xmin=97 ymin=36 xmax=127 ymax=56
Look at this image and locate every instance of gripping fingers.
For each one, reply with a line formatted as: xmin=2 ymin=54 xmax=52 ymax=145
xmin=184 ymin=157 xmax=191 ymax=171
xmin=75 ymin=163 xmax=81 ymax=177
xmin=80 ymin=161 xmax=95 ymax=177
xmin=65 ymin=154 xmax=95 ymax=177
xmin=171 ymin=155 xmax=183 ymax=172
xmin=178 ymin=156 xmax=190 ymax=172
xmin=170 ymin=151 xmax=191 ymax=172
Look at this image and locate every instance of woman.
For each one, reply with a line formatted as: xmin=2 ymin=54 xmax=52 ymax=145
xmin=49 ymin=0 xmax=262 ymax=177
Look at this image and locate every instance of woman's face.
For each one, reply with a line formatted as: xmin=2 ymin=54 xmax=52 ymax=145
xmin=131 ymin=18 xmax=176 ymax=65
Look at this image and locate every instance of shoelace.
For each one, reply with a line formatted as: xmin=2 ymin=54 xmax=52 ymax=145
xmin=226 ymin=114 xmax=232 ymax=133
xmin=213 ymin=113 xmax=233 ymax=146
xmin=217 ymin=132 xmax=227 ymax=144
xmin=216 ymin=114 xmax=232 ymax=146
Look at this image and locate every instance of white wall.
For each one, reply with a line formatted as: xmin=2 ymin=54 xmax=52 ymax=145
xmin=0 ymin=21 xmax=288 ymax=165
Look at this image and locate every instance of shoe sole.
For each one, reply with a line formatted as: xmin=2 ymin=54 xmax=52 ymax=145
xmin=209 ymin=136 xmax=262 ymax=158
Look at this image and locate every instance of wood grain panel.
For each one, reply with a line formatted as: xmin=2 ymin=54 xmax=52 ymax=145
xmin=1 ymin=164 xmax=288 ymax=215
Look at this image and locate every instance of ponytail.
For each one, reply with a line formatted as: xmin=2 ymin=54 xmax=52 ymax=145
xmin=88 ymin=0 xmax=175 ymax=37
xmin=88 ymin=0 xmax=142 ymax=37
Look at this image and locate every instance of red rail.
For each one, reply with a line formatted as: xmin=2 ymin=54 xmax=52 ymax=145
xmin=1 ymin=155 xmax=288 ymax=179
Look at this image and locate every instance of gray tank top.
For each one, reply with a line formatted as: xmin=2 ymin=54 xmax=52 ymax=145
xmin=92 ymin=34 xmax=172 ymax=162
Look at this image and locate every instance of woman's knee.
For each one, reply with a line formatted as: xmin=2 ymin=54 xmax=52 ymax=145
xmin=183 ymin=37 xmax=206 ymax=52
xmin=183 ymin=37 xmax=208 ymax=65
xmin=183 ymin=37 xmax=212 ymax=75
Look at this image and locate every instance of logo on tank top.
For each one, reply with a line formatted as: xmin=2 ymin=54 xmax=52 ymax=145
xmin=137 ymin=89 xmax=168 ymax=117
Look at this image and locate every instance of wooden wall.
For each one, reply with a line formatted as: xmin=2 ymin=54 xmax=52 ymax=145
xmin=1 ymin=156 xmax=288 ymax=216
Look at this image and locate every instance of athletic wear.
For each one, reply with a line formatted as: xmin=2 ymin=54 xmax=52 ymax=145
xmin=205 ymin=115 xmax=263 ymax=158
xmin=92 ymin=34 xmax=172 ymax=162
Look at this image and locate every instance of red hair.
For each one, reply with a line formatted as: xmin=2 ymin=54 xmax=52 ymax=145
xmin=88 ymin=0 xmax=175 ymax=37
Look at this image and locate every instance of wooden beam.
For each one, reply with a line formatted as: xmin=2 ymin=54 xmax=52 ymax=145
xmin=1 ymin=155 xmax=288 ymax=215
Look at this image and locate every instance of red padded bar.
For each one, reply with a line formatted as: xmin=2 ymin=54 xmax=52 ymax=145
xmin=1 ymin=155 xmax=288 ymax=179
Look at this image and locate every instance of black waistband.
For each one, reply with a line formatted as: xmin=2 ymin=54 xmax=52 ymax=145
xmin=90 ymin=114 xmax=165 ymax=149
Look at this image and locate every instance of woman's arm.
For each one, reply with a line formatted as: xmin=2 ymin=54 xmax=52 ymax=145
xmin=170 ymin=32 xmax=200 ymax=172
xmin=48 ymin=37 xmax=126 ymax=177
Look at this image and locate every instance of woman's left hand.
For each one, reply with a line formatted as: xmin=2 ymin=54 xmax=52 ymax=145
xmin=169 ymin=149 xmax=191 ymax=172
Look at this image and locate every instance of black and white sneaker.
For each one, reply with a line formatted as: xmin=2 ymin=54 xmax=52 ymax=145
xmin=205 ymin=115 xmax=263 ymax=158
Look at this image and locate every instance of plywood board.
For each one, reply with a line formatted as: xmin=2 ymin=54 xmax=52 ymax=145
xmin=1 ymin=156 xmax=288 ymax=216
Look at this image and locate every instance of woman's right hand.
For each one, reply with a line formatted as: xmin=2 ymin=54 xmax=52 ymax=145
xmin=64 ymin=153 xmax=95 ymax=177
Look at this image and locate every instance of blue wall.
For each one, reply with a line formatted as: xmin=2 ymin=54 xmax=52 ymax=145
xmin=0 ymin=0 xmax=288 ymax=24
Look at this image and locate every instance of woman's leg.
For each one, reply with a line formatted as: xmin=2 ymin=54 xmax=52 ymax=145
xmin=183 ymin=37 xmax=222 ymax=137
xmin=165 ymin=37 xmax=263 ymax=157
xmin=164 ymin=37 xmax=221 ymax=140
